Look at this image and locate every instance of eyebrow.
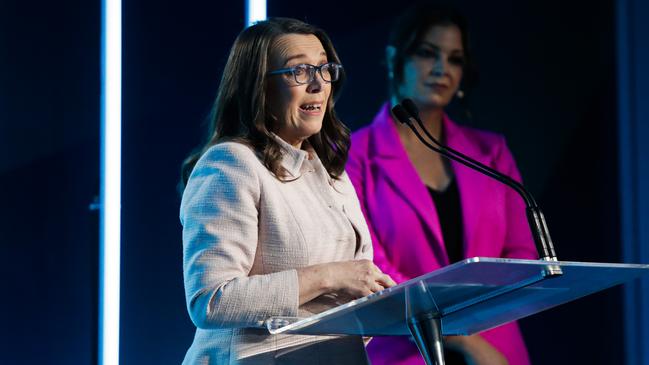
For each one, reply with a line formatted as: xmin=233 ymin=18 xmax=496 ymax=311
xmin=419 ymin=41 xmax=464 ymax=54
xmin=284 ymin=51 xmax=328 ymax=65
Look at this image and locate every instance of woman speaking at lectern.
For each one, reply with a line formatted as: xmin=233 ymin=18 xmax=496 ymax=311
xmin=179 ymin=18 xmax=395 ymax=364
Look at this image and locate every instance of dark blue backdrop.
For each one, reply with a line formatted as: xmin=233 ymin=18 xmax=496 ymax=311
xmin=1 ymin=1 xmax=644 ymax=364
xmin=1 ymin=0 xmax=100 ymax=363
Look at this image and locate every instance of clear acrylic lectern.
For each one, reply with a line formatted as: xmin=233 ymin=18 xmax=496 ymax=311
xmin=265 ymin=258 xmax=649 ymax=365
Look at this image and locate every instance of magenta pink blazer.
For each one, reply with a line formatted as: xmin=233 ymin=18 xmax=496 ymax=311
xmin=347 ymin=104 xmax=537 ymax=365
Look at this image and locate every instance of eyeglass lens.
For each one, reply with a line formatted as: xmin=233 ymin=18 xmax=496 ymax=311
xmin=294 ymin=64 xmax=340 ymax=84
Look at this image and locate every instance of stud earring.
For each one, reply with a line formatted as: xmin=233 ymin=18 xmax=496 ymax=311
xmin=456 ymin=90 xmax=465 ymax=99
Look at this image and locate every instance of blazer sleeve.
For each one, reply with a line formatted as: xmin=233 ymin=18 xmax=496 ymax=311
xmin=180 ymin=144 xmax=299 ymax=330
xmin=493 ymin=137 xmax=538 ymax=260
xmin=346 ymin=147 xmax=411 ymax=284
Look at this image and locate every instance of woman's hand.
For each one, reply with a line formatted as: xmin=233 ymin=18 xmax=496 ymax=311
xmin=325 ymin=259 xmax=397 ymax=297
xmin=297 ymin=260 xmax=396 ymax=305
xmin=444 ymin=335 xmax=509 ymax=365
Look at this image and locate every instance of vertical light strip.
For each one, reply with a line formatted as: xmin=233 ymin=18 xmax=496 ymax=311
xmin=616 ymin=0 xmax=636 ymax=360
xmin=100 ymin=0 xmax=121 ymax=362
xmin=618 ymin=0 xmax=649 ymax=364
xmin=617 ymin=0 xmax=638 ymax=363
xmin=246 ymin=0 xmax=266 ymax=27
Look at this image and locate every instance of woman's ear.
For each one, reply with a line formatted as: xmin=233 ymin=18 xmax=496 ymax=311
xmin=385 ymin=45 xmax=396 ymax=80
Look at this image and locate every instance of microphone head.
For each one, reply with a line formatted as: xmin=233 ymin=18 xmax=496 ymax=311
xmin=391 ymin=104 xmax=413 ymax=125
xmin=401 ymin=99 xmax=419 ymax=119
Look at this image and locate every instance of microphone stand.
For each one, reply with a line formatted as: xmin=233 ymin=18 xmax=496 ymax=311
xmin=392 ymin=101 xmax=561 ymax=277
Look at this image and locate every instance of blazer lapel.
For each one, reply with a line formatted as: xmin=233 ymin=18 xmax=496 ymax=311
xmin=368 ymin=105 xmax=445 ymax=255
xmin=443 ymin=116 xmax=491 ymax=258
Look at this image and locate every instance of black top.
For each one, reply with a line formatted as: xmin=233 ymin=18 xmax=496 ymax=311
xmin=427 ymin=179 xmax=464 ymax=264
xmin=428 ymin=179 xmax=467 ymax=364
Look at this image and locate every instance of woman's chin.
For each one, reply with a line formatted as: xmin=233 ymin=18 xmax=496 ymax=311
xmin=415 ymin=95 xmax=451 ymax=110
xmin=295 ymin=123 xmax=323 ymax=142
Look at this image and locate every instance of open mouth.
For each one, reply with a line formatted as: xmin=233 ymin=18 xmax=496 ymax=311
xmin=299 ymin=103 xmax=322 ymax=112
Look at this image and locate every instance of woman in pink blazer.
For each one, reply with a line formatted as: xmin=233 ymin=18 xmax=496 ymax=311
xmin=347 ymin=3 xmax=537 ymax=365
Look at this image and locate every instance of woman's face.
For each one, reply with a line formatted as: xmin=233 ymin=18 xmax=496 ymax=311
xmin=267 ymin=34 xmax=332 ymax=148
xmin=397 ymin=24 xmax=465 ymax=110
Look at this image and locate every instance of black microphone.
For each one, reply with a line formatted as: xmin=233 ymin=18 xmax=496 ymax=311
xmin=392 ymin=100 xmax=560 ymax=274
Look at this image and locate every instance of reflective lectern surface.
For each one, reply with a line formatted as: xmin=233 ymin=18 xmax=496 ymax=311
xmin=266 ymin=258 xmax=649 ymax=337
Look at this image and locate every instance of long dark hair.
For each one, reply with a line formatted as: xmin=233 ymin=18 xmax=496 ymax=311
xmin=180 ymin=18 xmax=349 ymax=189
xmin=386 ymin=2 xmax=478 ymax=100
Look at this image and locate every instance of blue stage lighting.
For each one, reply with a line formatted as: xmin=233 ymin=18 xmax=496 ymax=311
xmin=99 ymin=0 xmax=121 ymax=363
xmin=246 ymin=0 xmax=267 ymax=27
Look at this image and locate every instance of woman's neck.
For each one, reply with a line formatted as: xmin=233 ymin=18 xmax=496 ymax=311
xmin=417 ymin=107 xmax=445 ymax=141
xmin=394 ymin=105 xmax=445 ymax=144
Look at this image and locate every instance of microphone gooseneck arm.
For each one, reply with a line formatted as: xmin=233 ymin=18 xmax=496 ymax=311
xmin=392 ymin=101 xmax=559 ymax=264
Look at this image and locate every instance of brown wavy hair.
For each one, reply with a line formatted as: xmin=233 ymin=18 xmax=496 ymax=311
xmin=180 ymin=18 xmax=349 ymax=189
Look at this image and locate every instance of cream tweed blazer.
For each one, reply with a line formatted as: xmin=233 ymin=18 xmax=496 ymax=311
xmin=180 ymin=139 xmax=373 ymax=364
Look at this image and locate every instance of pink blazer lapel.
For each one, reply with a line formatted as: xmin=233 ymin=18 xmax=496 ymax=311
xmin=443 ymin=116 xmax=491 ymax=258
xmin=368 ymin=106 xmax=445 ymax=256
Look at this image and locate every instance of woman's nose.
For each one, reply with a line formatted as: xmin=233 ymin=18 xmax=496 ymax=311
xmin=307 ymin=73 xmax=324 ymax=93
xmin=431 ymin=59 xmax=446 ymax=76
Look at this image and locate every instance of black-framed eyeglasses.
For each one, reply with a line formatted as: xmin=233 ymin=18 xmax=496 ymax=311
xmin=267 ymin=62 xmax=343 ymax=85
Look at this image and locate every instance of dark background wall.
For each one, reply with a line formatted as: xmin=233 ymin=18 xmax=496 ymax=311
xmin=1 ymin=0 xmax=100 ymax=363
xmin=0 ymin=1 xmax=632 ymax=364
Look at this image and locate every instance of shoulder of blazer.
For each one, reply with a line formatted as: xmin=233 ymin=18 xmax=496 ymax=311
xmin=449 ymin=122 xmax=507 ymax=160
xmin=193 ymin=141 xmax=265 ymax=175
xmin=180 ymin=141 xmax=263 ymax=227
xmin=184 ymin=141 xmax=264 ymax=200
xmin=350 ymin=124 xmax=372 ymax=156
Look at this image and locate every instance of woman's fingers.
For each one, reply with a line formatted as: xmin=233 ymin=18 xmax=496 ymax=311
xmin=369 ymin=262 xmax=397 ymax=288
xmin=326 ymin=260 xmax=398 ymax=298
xmin=359 ymin=263 xmax=395 ymax=295
xmin=376 ymin=273 xmax=397 ymax=288
xmin=369 ymin=281 xmax=385 ymax=293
